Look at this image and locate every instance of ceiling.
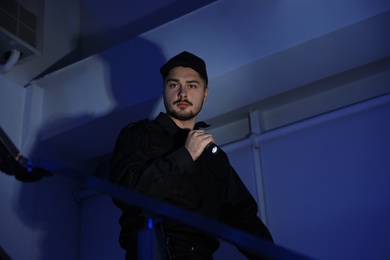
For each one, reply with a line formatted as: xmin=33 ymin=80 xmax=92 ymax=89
xmin=1 ymin=0 xmax=218 ymax=85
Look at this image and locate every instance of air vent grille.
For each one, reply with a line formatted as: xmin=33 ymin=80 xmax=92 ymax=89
xmin=0 ymin=0 xmax=40 ymax=64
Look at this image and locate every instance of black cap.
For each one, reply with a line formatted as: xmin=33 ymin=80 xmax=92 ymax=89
xmin=160 ymin=51 xmax=208 ymax=85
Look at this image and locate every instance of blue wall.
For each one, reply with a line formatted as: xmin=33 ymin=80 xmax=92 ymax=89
xmin=261 ymin=95 xmax=390 ymax=259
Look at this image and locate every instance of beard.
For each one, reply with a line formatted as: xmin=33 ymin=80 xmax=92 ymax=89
xmin=166 ymin=107 xmax=199 ymax=121
xmin=165 ymin=100 xmax=203 ymax=121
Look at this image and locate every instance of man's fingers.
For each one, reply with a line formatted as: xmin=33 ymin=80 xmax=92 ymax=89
xmin=185 ymin=130 xmax=215 ymax=160
xmin=191 ymin=130 xmax=213 ymax=143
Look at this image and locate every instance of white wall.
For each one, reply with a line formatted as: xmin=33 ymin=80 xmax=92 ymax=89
xmin=0 ymin=76 xmax=33 ymax=260
xmin=217 ymin=93 xmax=390 ymax=260
xmin=259 ymin=95 xmax=390 ymax=259
xmin=0 ymin=77 xmax=82 ymax=260
xmin=0 ymin=77 xmax=25 ymax=144
xmin=79 ymin=194 xmax=124 ymax=259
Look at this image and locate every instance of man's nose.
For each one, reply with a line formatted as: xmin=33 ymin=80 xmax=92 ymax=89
xmin=178 ymin=86 xmax=187 ymax=98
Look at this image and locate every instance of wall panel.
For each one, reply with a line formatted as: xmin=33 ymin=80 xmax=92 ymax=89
xmin=259 ymin=95 xmax=390 ymax=259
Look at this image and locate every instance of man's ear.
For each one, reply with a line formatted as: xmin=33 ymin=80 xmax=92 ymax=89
xmin=203 ymin=87 xmax=209 ymax=103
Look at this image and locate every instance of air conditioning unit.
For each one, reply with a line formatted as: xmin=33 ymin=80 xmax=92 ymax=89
xmin=0 ymin=0 xmax=41 ymax=65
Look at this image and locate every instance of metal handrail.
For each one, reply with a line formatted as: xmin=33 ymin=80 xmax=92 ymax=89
xmin=1 ymin=124 xmax=312 ymax=259
xmin=49 ymin=164 xmax=312 ymax=260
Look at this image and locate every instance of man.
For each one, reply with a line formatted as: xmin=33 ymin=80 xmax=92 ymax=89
xmin=109 ymin=51 xmax=273 ymax=259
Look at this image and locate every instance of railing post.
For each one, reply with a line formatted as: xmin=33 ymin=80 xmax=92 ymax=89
xmin=138 ymin=215 xmax=166 ymax=260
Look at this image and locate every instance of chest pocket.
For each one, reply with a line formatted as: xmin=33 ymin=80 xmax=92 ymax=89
xmin=163 ymin=161 xmax=206 ymax=210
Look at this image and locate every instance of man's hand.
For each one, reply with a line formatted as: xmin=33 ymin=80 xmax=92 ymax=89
xmin=185 ymin=130 xmax=215 ymax=161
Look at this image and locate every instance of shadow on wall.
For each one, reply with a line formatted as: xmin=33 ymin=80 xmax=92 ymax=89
xmin=13 ymin=37 xmax=168 ymax=259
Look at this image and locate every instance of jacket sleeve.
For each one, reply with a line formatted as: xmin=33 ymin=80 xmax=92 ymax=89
xmin=109 ymin=124 xmax=194 ymax=201
xmin=219 ymin=161 xmax=274 ymax=259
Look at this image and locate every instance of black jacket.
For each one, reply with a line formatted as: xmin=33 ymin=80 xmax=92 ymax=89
xmin=109 ymin=112 xmax=273 ymax=258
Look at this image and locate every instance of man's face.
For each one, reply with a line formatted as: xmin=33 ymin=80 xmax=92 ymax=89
xmin=163 ymin=66 xmax=208 ymax=122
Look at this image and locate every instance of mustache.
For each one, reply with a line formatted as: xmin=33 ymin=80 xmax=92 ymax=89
xmin=173 ymin=99 xmax=193 ymax=106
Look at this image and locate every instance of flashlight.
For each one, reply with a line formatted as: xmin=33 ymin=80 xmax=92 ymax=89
xmin=206 ymin=142 xmax=219 ymax=155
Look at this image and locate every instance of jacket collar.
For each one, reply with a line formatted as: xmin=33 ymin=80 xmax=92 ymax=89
xmin=155 ymin=113 xmax=210 ymax=135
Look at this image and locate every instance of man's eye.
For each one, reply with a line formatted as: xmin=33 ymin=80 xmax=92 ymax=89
xmin=170 ymin=84 xmax=178 ymax=88
xmin=189 ymin=84 xmax=197 ymax=88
